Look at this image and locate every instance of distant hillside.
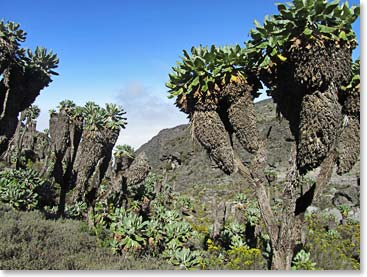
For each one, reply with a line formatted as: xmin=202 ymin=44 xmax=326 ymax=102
xmin=137 ymin=99 xmax=359 ymax=212
xmin=137 ymin=100 xmax=291 ymax=187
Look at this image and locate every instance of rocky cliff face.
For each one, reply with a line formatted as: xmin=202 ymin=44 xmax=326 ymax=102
xmin=137 ymin=99 xmax=359 ymax=214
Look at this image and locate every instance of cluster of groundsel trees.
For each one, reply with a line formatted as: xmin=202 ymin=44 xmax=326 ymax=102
xmin=3 ymin=99 xmax=151 ymax=222
xmin=0 ymin=20 xmax=151 ymax=223
xmin=166 ymin=0 xmax=359 ymax=270
xmin=47 ymin=100 xmax=128 ymax=220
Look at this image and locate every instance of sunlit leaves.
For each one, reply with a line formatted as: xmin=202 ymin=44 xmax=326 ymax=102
xmin=0 ymin=20 xmax=26 ymax=45
xmin=114 ymin=144 xmax=135 ymax=159
xmin=23 ymin=105 xmax=41 ymax=121
xmin=104 ymin=103 xmax=127 ymax=130
xmin=53 ymin=100 xmax=127 ymax=133
xmin=166 ymin=45 xmax=250 ymax=100
xmin=341 ymin=58 xmax=360 ymax=91
xmin=0 ymin=20 xmax=59 ymax=80
xmin=24 ymin=47 xmax=59 ymax=75
xmin=247 ymin=0 xmax=360 ymax=69
xmin=58 ymin=99 xmax=77 ymax=115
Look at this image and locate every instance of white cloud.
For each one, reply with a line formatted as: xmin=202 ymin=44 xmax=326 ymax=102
xmin=115 ymin=81 xmax=188 ymax=149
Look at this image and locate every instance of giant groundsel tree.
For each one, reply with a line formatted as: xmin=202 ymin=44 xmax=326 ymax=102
xmin=244 ymin=0 xmax=360 ymax=268
xmin=167 ymin=0 xmax=359 ymax=270
xmin=246 ymin=0 xmax=359 ymax=173
xmin=167 ymin=45 xmax=262 ymax=174
xmin=47 ymin=100 xmax=84 ymax=216
xmin=70 ymin=102 xmax=127 ymax=222
xmin=0 ymin=21 xmax=58 ymax=156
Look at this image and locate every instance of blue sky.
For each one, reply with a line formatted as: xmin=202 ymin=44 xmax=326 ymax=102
xmin=2 ymin=0 xmax=361 ymax=149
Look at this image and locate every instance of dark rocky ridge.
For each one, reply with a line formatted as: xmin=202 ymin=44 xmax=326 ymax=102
xmin=137 ymin=99 xmax=295 ymax=190
xmin=137 ymin=99 xmax=359 ymax=211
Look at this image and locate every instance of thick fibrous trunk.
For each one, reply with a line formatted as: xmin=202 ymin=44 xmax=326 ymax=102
xmin=192 ymin=110 xmax=235 ymax=175
xmin=256 ymin=38 xmax=355 ymax=270
xmin=0 ymin=115 xmax=19 ymax=161
xmin=2 ymin=110 xmax=40 ymax=167
xmin=114 ymin=155 xmax=134 ymax=173
xmin=289 ymin=40 xmax=352 ymax=90
xmin=99 ymin=153 xmax=146 ymax=208
xmin=264 ymin=39 xmax=352 ymax=134
xmin=0 ymin=39 xmax=16 ymax=76
xmin=227 ymin=92 xmax=259 ymax=153
xmin=0 ymin=36 xmax=18 ymax=67
xmin=336 ymin=78 xmax=360 ymax=175
xmin=342 ymin=89 xmax=360 ymax=118
xmin=69 ymin=119 xmax=83 ymax=162
xmin=71 ymin=129 xmax=119 ymax=205
xmin=124 ymin=152 xmax=150 ymax=187
xmin=336 ymin=117 xmax=360 ymax=175
xmin=48 ymin=112 xmax=73 ymax=184
xmin=48 ymin=113 xmax=83 ymax=180
xmin=47 ymin=112 xmax=83 ymax=216
xmin=261 ymin=64 xmax=304 ymax=138
xmin=21 ymin=121 xmax=37 ymax=151
xmin=15 ymin=119 xmax=37 ymax=167
xmin=297 ymin=85 xmax=342 ymax=173
xmin=33 ymin=132 xmax=50 ymax=160
xmin=343 ymin=95 xmax=360 ymax=120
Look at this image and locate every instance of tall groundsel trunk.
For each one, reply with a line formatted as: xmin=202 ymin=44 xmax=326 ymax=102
xmin=48 ymin=111 xmax=83 ymax=216
xmin=167 ymin=29 xmax=359 ymax=268
xmin=124 ymin=152 xmax=150 ymax=187
xmin=296 ymin=84 xmax=343 ymax=173
xmin=71 ymin=128 xmax=119 ymax=214
xmin=336 ymin=79 xmax=360 ymax=175
xmin=192 ymin=109 xmax=235 ymax=175
xmin=225 ymin=81 xmax=259 ymax=154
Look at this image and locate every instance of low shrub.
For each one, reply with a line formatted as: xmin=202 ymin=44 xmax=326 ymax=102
xmin=65 ymin=201 xmax=88 ymax=220
xmin=199 ymin=239 xmax=267 ymax=270
xmin=0 ymin=204 xmax=174 ymax=270
xmin=226 ymin=246 xmax=266 ymax=270
xmin=163 ymin=247 xmax=203 ymax=269
xmin=0 ymin=168 xmax=54 ymax=211
xmin=304 ymin=213 xmax=360 ymax=270
xmin=291 ymin=250 xmax=317 ymax=270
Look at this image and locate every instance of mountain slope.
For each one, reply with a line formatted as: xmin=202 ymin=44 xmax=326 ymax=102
xmin=138 ymin=99 xmax=294 ymax=189
xmin=137 ymin=99 xmax=359 ymax=212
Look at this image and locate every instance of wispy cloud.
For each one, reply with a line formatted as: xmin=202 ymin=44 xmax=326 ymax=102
xmin=115 ymin=81 xmax=188 ymax=149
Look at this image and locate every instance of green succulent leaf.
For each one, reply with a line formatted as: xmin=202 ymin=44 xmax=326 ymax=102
xmin=166 ymin=44 xmax=258 ymax=106
xmin=114 ymin=144 xmax=135 ymax=158
xmin=247 ymin=0 xmax=360 ymax=69
xmin=0 ymin=169 xmax=48 ymax=211
xmin=341 ymin=58 xmax=359 ymax=91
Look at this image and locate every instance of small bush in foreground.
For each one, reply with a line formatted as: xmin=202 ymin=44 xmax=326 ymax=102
xmin=0 ymin=168 xmax=53 ymax=211
xmin=304 ymin=213 xmax=360 ymax=270
xmin=0 ymin=204 xmax=174 ymax=270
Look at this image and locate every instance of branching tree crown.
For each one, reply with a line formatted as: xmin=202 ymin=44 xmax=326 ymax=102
xmin=246 ymin=0 xmax=359 ymax=69
xmin=166 ymin=45 xmax=262 ymax=114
